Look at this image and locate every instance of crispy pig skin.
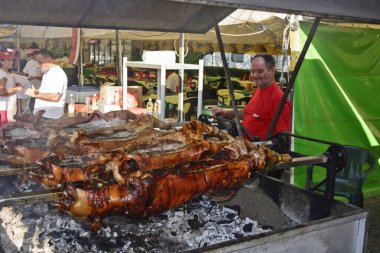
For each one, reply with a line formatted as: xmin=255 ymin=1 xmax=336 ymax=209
xmin=181 ymin=121 xmax=234 ymax=141
xmin=34 ymin=140 xmax=230 ymax=188
xmin=74 ymin=131 xmax=184 ymax=155
xmin=110 ymin=140 xmax=229 ymax=176
xmin=0 ymin=145 xmax=49 ymax=164
xmin=27 ymin=138 xmax=279 ymax=189
xmin=58 ymin=155 xmax=262 ymax=222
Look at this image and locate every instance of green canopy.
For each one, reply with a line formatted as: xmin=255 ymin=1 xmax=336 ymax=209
xmin=294 ymin=21 xmax=380 ymax=197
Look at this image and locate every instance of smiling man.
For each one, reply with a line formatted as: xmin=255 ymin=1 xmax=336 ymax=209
xmin=28 ymin=49 xmax=68 ymax=119
xmin=211 ymin=53 xmax=292 ymax=141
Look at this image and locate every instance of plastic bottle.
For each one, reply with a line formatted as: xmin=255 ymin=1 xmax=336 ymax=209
xmin=114 ymin=90 xmax=120 ymax=106
xmin=149 ymin=83 xmax=154 ymax=94
xmin=146 ymin=98 xmax=154 ymax=115
xmin=91 ymin=94 xmax=98 ymax=111
xmin=68 ymin=94 xmax=75 ymax=116
xmin=85 ymin=96 xmax=91 ymax=112
xmin=153 ymin=99 xmax=160 ymax=118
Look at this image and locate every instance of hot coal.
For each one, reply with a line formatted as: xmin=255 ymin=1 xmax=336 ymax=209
xmin=0 ymin=177 xmax=271 ymax=253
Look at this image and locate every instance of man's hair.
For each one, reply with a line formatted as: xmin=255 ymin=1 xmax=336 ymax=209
xmin=252 ymin=53 xmax=275 ymax=69
xmin=38 ymin=49 xmax=54 ymax=60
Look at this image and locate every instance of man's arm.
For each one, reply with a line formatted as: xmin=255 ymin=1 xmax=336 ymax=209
xmin=211 ymin=107 xmax=244 ymax=120
xmin=28 ymin=76 xmax=42 ymax=81
xmin=0 ymin=78 xmax=23 ymax=96
xmin=32 ymin=89 xmax=62 ymax=102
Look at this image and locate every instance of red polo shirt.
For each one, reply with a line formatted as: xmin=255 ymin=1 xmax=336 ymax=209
xmin=242 ymin=83 xmax=291 ymax=141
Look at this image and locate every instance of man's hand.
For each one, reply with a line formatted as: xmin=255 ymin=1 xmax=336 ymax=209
xmin=211 ymin=107 xmax=228 ymax=117
xmin=211 ymin=107 xmax=243 ymax=120
xmin=24 ymin=88 xmax=39 ymax=97
xmin=15 ymin=83 xmax=23 ymax=92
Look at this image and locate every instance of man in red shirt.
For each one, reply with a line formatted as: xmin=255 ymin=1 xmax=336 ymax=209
xmin=211 ymin=53 xmax=292 ymax=141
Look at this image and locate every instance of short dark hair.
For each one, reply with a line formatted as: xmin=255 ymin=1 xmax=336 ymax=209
xmin=37 ymin=49 xmax=54 ymax=60
xmin=252 ymin=53 xmax=275 ymax=69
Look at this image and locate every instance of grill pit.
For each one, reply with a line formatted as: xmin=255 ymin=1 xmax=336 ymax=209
xmin=0 ymin=173 xmax=367 ymax=253
xmin=0 ymin=177 xmax=271 ymax=253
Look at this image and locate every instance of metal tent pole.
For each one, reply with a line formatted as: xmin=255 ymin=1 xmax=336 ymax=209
xmin=178 ymin=33 xmax=184 ymax=122
xmin=214 ymin=24 xmax=243 ymax=137
xmin=265 ymin=17 xmax=321 ymax=141
xmin=16 ymin=27 xmax=22 ymax=115
xmin=122 ymin=57 xmax=128 ymax=110
xmin=80 ymin=29 xmax=84 ymax=86
xmin=115 ymin=29 xmax=120 ymax=85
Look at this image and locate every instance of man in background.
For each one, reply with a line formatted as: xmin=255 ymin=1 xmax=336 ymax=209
xmin=211 ymin=53 xmax=291 ymax=141
xmin=26 ymin=49 xmax=67 ymax=119
xmin=211 ymin=53 xmax=291 ymax=180
xmin=165 ymin=70 xmax=179 ymax=94
xmin=23 ymin=48 xmax=42 ymax=112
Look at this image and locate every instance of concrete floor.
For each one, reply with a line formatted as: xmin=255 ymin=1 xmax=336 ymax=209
xmin=364 ymin=195 xmax=380 ymax=253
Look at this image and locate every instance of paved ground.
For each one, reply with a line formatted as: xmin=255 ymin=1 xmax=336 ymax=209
xmin=364 ymin=195 xmax=380 ymax=253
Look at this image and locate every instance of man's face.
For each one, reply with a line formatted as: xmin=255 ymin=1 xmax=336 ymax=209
xmin=30 ymin=54 xmax=37 ymax=60
xmin=36 ymin=54 xmax=50 ymax=74
xmin=251 ymin=57 xmax=275 ymax=88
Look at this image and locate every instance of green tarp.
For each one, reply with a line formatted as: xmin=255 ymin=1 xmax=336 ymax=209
xmin=294 ymin=21 xmax=380 ymax=197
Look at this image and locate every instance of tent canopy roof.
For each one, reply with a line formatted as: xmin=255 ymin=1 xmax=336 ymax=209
xmin=0 ymin=0 xmax=233 ymax=33
xmin=1 ymin=0 xmax=380 ymax=35
xmin=172 ymin=0 xmax=380 ymax=24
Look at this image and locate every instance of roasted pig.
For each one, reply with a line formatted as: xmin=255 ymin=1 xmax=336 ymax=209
xmin=30 ymin=140 xmax=233 ymax=187
xmin=57 ymin=152 xmax=267 ymax=230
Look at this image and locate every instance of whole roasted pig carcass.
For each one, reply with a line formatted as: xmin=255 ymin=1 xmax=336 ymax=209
xmin=57 ymin=151 xmax=270 ymax=231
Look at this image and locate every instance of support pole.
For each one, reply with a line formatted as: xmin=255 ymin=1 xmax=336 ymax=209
xmin=80 ymin=30 xmax=84 ymax=86
xmin=178 ymin=33 xmax=185 ymax=122
xmin=115 ymin=29 xmax=120 ymax=85
xmin=196 ymin=60 xmax=204 ymax=118
xmin=214 ymin=24 xmax=243 ymax=137
xmin=122 ymin=57 xmax=128 ymax=110
xmin=265 ymin=17 xmax=321 ymax=140
xmin=16 ymin=27 xmax=22 ymax=115
xmin=158 ymin=66 xmax=166 ymax=120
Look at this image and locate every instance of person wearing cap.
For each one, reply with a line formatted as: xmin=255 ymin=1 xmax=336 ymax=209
xmin=23 ymin=48 xmax=42 ymax=112
xmin=23 ymin=48 xmax=42 ymax=85
xmin=26 ymin=49 xmax=67 ymax=119
xmin=0 ymin=52 xmax=23 ymax=127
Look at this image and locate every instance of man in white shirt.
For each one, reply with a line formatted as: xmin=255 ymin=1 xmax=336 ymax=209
xmin=23 ymin=48 xmax=42 ymax=112
xmin=23 ymin=48 xmax=42 ymax=88
xmin=165 ymin=70 xmax=179 ymax=94
xmin=27 ymin=49 xmax=67 ymax=119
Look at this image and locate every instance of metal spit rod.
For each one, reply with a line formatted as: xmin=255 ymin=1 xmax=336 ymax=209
xmin=0 ymin=189 xmax=63 ymax=207
xmin=272 ymin=155 xmax=327 ymax=170
xmin=0 ymin=162 xmax=82 ymax=177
